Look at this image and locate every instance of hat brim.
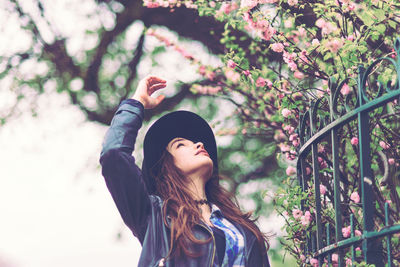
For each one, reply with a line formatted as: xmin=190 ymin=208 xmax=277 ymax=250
xmin=142 ymin=111 xmax=218 ymax=194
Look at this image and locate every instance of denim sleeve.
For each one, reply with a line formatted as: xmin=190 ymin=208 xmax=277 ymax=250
xmin=99 ymin=99 xmax=150 ymax=243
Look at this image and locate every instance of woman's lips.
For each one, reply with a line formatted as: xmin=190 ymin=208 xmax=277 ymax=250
xmin=196 ymin=150 xmax=210 ymax=157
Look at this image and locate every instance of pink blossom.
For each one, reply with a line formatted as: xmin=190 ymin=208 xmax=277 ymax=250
xmin=342 ymin=226 xmax=351 ymax=238
xmin=289 ymin=133 xmax=298 ymax=141
xmin=340 ymin=83 xmax=351 ymax=95
xmin=225 ymin=69 xmax=240 ymax=83
xmin=242 ymin=70 xmax=251 ymax=76
xmin=227 ymin=59 xmax=237 ymax=69
xmin=350 ymin=191 xmax=360 ymax=203
xmin=310 ymin=258 xmax=319 ymax=267
xmin=144 ymin=0 xmax=160 ymax=8
xmin=320 ymin=184 xmax=327 ymax=195
xmin=300 ymin=215 xmax=310 ymax=226
xmin=292 ymin=209 xmax=303 ymax=219
xmin=271 ymin=43 xmax=284 ymax=53
xmin=281 ymin=108 xmax=292 ymax=118
xmin=198 ymin=65 xmax=206 ymax=76
xmin=348 ymin=3 xmax=356 ymax=11
xmin=347 ymin=34 xmax=355 ymax=41
xmin=327 ymin=39 xmax=343 ymax=53
xmin=315 ymin=18 xmax=326 ymax=28
xmin=379 ymin=141 xmax=389 ymax=149
xmin=332 ymin=253 xmax=338 ymax=263
xmin=304 ymin=210 xmax=312 ymax=221
xmin=256 ymin=77 xmax=266 ymax=87
xmin=345 ymin=258 xmax=352 ymax=267
xmin=266 ymin=79 xmax=273 ymax=88
xmin=355 ymin=230 xmax=362 ymax=236
xmin=209 ymin=1 xmax=216 ymax=8
xmin=220 ymin=2 xmax=232 ymax=14
xmin=351 ymin=137 xmax=358 ymax=145
xmin=388 ymin=158 xmax=395 ymax=165
xmin=287 ymin=0 xmax=298 ymax=6
xmin=288 ymin=61 xmax=297 ymax=71
xmin=300 ymin=255 xmax=306 ymax=262
xmin=292 ymin=139 xmax=299 ymax=147
xmin=294 ymin=71 xmax=304 ymax=79
xmin=311 ymin=39 xmax=320 ymax=46
xmin=279 ymin=143 xmax=290 ymax=152
xmin=261 ymin=25 xmax=276 ymax=41
xmin=286 ymin=166 xmax=296 ymax=176
xmin=240 ymin=0 xmax=257 ymax=8
xmin=206 ymin=71 xmax=216 ymax=81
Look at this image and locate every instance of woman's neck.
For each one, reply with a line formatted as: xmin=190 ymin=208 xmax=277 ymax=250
xmin=187 ymin=175 xmax=207 ymax=201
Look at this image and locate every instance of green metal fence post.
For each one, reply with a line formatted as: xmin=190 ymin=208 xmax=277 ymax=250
xmin=357 ymin=65 xmax=383 ymax=264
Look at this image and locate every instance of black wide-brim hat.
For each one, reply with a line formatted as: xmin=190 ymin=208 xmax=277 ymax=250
xmin=142 ymin=110 xmax=218 ymax=195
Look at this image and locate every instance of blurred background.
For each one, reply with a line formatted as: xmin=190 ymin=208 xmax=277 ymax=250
xmin=0 ymin=0 xmax=293 ymax=266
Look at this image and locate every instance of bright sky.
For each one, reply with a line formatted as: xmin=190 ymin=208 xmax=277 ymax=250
xmin=0 ymin=91 xmax=143 ymax=267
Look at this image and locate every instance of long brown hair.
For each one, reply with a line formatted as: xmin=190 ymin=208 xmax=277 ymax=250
xmin=152 ymin=149 xmax=270 ymax=260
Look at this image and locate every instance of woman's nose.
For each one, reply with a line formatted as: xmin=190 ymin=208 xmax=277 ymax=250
xmin=195 ymin=142 xmax=204 ymax=149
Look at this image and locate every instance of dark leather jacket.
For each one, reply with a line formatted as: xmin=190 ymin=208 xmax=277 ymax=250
xmin=100 ymin=100 xmax=270 ymax=267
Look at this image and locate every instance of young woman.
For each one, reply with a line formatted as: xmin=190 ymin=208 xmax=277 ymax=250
xmin=100 ymin=75 xmax=270 ymax=267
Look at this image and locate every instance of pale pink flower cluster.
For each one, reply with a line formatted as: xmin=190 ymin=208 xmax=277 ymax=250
xmin=281 ymin=108 xmax=292 ymax=118
xmin=241 ymin=0 xmax=277 ymax=9
xmin=326 ymin=38 xmax=343 ymax=53
xmin=143 ymin=0 xmax=197 ymax=9
xmin=315 ymin=18 xmax=337 ymax=36
xmin=286 ymin=165 xmax=296 ymax=176
xmin=287 ymin=0 xmax=298 ymax=6
xmin=388 ymin=158 xmax=395 ymax=165
xmin=340 ymin=83 xmax=350 ymax=95
xmin=318 ymin=156 xmax=328 ymax=169
xmin=350 ymin=137 xmax=358 ymax=145
xmin=310 ymin=258 xmax=319 ymax=267
xmin=225 ymin=69 xmax=240 ymax=83
xmin=192 ymin=84 xmax=222 ymax=95
xmin=218 ymin=2 xmax=239 ymax=15
xmin=300 ymin=210 xmax=312 ymax=226
xmin=289 ymin=133 xmax=299 ymax=147
xmin=147 ymin=29 xmax=196 ymax=61
xmin=332 ymin=253 xmax=338 ymax=263
xmin=271 ymin=43 xmax=284 ymax=53
xmin=342 ymin=225 xmax=362 ymax=238
xmin=320 ymin=184 xmax=327 ymax=195
xmin=338 ymin=0 xmax=356 ymax=13
xmin=350 ymin=191 xmax=360 ymax=203
xmin=299 ymin=50 xmax=308 ymax=63
xmin=345 ymin=258 xmax=352 ymax=266
xmin=227 ymin=59 xmax=237 ymax=69
xmin=379 ymin=140 xmax=389 ymax=149
xmin=294 ymin=71 xmax=304 ymax=79
xmin=242 ymin=13 xmax=276 ymax=41
xmin=292 ymin=208 xmax=302 ymax=219
xmin=283 ymin=51 xmax=297 ymax=71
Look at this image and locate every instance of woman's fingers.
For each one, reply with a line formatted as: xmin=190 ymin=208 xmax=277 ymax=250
xmin=148 ymin=82 xmax=167 ymax=95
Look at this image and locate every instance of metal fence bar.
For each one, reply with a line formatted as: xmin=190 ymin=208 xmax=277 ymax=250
xmin=330 ymin=78 xmax=344 ymax=266
xmin=357 ymin=66 xmax=383 ymax=264
xmin=385 ymin=203 xmax=392 ymax=267
xmin=309 ymin=103 xmax=324 ymax=266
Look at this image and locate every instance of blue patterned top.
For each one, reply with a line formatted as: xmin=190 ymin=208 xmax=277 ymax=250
xmin=208 ymin=204 xmax=245 ymax=267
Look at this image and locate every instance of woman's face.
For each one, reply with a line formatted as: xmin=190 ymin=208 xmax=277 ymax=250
xmin=166 ymin=137 xmax=214 ymax=180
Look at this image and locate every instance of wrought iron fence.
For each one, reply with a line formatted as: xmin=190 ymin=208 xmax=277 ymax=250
xmin=296 ymin=38 xmax=400 ymax=266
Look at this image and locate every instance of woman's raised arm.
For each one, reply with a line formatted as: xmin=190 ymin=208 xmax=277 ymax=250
xmin=99 ymin=76 xmax=166 ymax=243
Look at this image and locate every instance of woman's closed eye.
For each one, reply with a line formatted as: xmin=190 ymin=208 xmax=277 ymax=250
xmin=177 ymin=143 xmax=184 ymax=148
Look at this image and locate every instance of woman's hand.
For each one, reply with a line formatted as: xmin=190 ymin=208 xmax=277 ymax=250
xmin=131 ymin=75 xmax=166 ymax=109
